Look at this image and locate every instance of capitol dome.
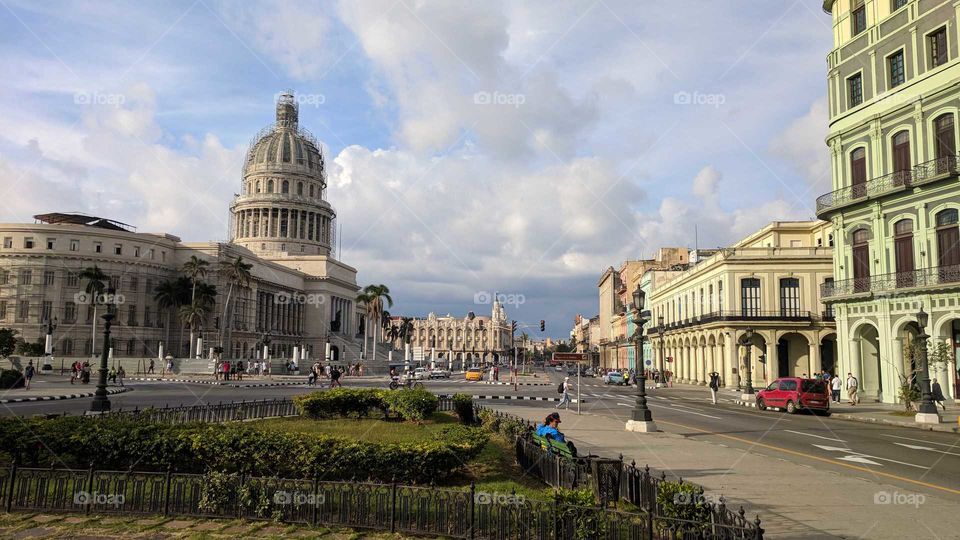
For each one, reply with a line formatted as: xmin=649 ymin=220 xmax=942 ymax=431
xmin=230 ymin=92 xmax=337 ymax=258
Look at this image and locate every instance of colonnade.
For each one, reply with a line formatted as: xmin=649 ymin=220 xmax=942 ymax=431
xmin=234 ymin=207 xmax=333 ymax=245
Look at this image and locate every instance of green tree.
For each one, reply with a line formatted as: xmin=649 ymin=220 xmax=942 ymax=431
xmin=218 ymin=256 xmax=253 ymax=357
xmin=154 ymin=277 xmax=191 ymax=356
xmin=182 ymin=255 xmax=210 ymax=358
xmin=0 ymin=328 xmax=18 ymax=358
xmin=358 ymin=284 xmax=392 ymax=362
xmin=79 ymin=265 xmax=108 ymax=357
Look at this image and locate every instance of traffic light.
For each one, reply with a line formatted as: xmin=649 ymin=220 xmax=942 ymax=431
xmin=511 ymin=320 xmax=517 ymax=333
xmin=539 ymin=320 xmax=545 ymax=332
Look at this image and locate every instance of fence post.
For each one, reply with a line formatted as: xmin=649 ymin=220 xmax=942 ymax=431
xmin=312 ymin=471 xmax=320 ymax=526
xmin=643 ymin=466 xmax=654 ymax=540
xmin=552 ymin=490 xmax=561 ymax=540
xmin=4 ymin=454 xmax=18 ymax=512
xmin=85 ymin=462 xmax=95 ymax=515
xmin=390 ymin=477 xmax=397 ymax=534
xmin=468 ymin=482 xmax=475 ymax=540
xmin=236 ymin=471 xmax=245 ymax=518
xmin=755 ymin=515 xmax=764 ymax=540
xmin=163 ymin=465 xmax=173 ymax=516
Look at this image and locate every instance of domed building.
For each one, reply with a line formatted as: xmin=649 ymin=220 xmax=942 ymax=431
xmin=0 ymin=92 xmax=373 ymax=372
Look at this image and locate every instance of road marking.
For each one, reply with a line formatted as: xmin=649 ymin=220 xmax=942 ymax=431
xmin=784 ymin=430 xmax=845 ymax=443
xmin=656 ymin=419 xmax=959 ymax=495
xmin=649 ymin=403 xmax=721 ymax=420
xmin=810 ymin=444 xmax=928 ymax=469
xmin=882 ymin=434 xmax=960 ymax=449
xmin=894 ymin=442 xmax=960 ymax=457
xmin=837 ymin=456 xmax=882 ymax=466
xmin=617 ymin=403 xmax=632 ymax=407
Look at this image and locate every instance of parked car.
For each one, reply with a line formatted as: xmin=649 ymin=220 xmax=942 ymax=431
xmin=756 ymin=377 xmax=830 ymax=414
xmin=580 ymin=368 xmax=596 ymax=377
xmin=412 ymin=367 xmax=430 ymax=380
xmin=603 ymin=371 xmax=626 ymax=385
xmin=429 ymin=368 xmax=451 ymax=379
xmin=465 ymin=367 xmax=484 ymax=381
xmin=554 ymin=365 xmax=564 ymax=372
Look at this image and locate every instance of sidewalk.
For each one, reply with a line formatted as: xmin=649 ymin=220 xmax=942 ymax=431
xmin=0 ymin=378 xmax=130 ymax=404
xmin=489 ymin=402 xmax=957 ymax=540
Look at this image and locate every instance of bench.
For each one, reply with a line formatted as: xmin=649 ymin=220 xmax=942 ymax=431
xmin=532 ymin=433 xmax=576 ymax=459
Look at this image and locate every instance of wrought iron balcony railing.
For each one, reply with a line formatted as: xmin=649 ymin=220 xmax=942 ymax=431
xmin=646 ymin=310 xmax=816 ymax=334
xmin=821 ymin=264 xmax=960 ymax=298
xmin=816 ymin=155 xmax=959 ymax=215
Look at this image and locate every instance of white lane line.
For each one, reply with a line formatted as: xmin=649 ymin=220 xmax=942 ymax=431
xmin=617 ymin=403 xmax=633 ymax=407
xmin=811 ymin=444 xmax=929 ymax=470
xmin=648 ymin=403 xmax=722 ymax=420
xmin=893 ymin=442 xmax=960 ymax=457
xmin=784 ymin=430 xmax=846 ymax=443
xmin=882 ymin=434 xmax=960 ymax=449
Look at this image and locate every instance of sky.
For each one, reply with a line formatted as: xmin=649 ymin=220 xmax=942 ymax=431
xmin=0 ymin=0 xmax=834 ymax=340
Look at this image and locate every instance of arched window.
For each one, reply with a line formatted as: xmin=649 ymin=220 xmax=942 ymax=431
xmin=309 ymin=184 xmax=315 ymax=197
xmin=892 ymin=130 xmax=911 ymax=180
xmin=266 ymin=179 xmax=274 ymax=193
xmin=282 ymin=180 xmax=289 ymax=194
xmin=894 ymin=219 xmax=915 ymax=286
xmin=935 ymin=209 xmax=960 ymax=270
xmin=256 ymin=181 xmax=261 ymax=193
xmin=852 ymin=229 xmax=871 ymax=290
xmin=297 ymin=182 xmax=304 ymax=196
xmin=850 ymin=147 xmax=867 ymax=198
xmin=934 ymin=114 xmax=956 ymax=162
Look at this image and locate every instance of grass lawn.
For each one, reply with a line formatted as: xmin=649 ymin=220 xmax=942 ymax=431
xmin=248 ymin=412 xmax=459 ymax=443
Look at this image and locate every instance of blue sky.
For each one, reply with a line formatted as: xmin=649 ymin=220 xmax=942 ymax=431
xmin=0 ymin=0 xmax=833 ymax=339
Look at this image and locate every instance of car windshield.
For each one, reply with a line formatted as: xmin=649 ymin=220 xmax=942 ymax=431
xmin=801 ymin=380 xmax=827 ymax=393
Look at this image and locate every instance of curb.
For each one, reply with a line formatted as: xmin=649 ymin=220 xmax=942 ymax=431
xmin=128 ymin=378 xmax=306 ymax=388
xmin=734 ymin=400 xmax=960 ymax=433
xmin=470 ymin=381 xmax=551 ymax=386
xmin=469 ymin=395 xmax=587 ymax=403
xmin=0 ymin=387 xmax=130 ymax=404
xmin=734 ymin=400 xmax=757 ymax=408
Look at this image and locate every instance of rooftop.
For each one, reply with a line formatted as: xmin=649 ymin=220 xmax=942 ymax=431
xmin=33 ymin=212 xmax=136 ymax=232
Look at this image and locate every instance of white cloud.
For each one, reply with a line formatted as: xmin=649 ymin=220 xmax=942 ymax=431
xmin=769 ymin=96 xmax=830 ymax=188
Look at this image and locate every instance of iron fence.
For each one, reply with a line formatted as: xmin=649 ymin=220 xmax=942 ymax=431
xmin=820 ymin=264 xmax=960 ymax=298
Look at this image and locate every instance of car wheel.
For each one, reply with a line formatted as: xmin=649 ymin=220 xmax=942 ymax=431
xmin=785 ymin=400 xmax=797 ymax=414
xmin=756 ymin=398 xmax=766 ymax=411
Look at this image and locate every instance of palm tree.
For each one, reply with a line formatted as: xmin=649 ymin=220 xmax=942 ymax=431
xmin=182 ymin=255 xmax=210 ymax=358
xmin=218 ymin=256 xmax=253 ymax=357
xmin=154 ymin=277 xmax=191 ymax=356
xmin=358 ymin=284 xmax=392 ymax=362
xmin=178 ymin=302 xmax=208 ymax=353
xmin=79 ymin=265 xmax=108 ymax=357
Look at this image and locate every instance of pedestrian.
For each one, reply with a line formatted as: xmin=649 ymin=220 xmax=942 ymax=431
xmin=147 ymin=358 xmax=155 ymax=374
xmin=117 ymin=366 xmax=125 ymax=387
xmin=23 ymin=360 xmax=35 ymax=390
xmin=931 ymin=380 xmax=947 ymax=410
xmin=330 ymin=366 xmax=342 ymax=388
xmin=494 ymin=365 xmax=499 ymax=381
xmin=81 ymin=361 xmax=91 ymax=384
xmin=70 ymin=361 xmax=79 ymax=384
xmin=708 ymin=371 xmax=720 ymax=404
xmin=235 ymin=360 xmax=244 ymax=381
xmin=165 ymin=358 xmax=173 ymax=375
xmin=845 ymin=372 xmax=859 ymax=405
xmin=214 ymin=360 xmax=221 ymax=381
xmin=556 ymin=377 xmax=572 ymax=410
xmin=223 ymin=360 xmax=231 ymax=381
xmin=108 ymin=366 xmax=117 ymax=384
xmin=830 ymin=374 xmax=842 ymax=403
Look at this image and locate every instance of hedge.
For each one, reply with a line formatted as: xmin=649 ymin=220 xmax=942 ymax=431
xmin=0 ymin=369 xmax=23 ymax=390
xmin=453 ymin=393 xmax=474 ymax=424
xmin=0 ymin=416 xmax=488 ymax=484
xmin=293 ymin=388 xmax=437 ymax=422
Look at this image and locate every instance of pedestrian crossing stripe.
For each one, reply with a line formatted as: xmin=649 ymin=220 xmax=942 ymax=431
xmin=463 ymin=395 xmax=587 ymax=403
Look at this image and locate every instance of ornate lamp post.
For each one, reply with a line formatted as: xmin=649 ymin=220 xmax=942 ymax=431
xmin=89 ymin=288 xmax=117 ymax=413
xmin=740 ymin=327 xmax=756 ymax=403
xmin=43 ymin=316 xmax=58 ymax=372
xmin=626 ymin=286 xmax=657 ymax=433
xmin=914 ymin=306 xmax=942 ymax=423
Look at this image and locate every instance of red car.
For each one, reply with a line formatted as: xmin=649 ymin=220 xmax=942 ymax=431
xmin=756 ymin=377 xmax=830 ymax=414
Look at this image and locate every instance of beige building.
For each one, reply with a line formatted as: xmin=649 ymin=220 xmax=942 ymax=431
xmin=393 ymin=298 xmax=511 ymax=368
xmin=648 ymin=222 xmax=836 ymax=388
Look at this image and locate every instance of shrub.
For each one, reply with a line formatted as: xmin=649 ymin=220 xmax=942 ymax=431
xmin=478 ymin=408 xmax=529 ymax=439
xmin=0 ymin=369 xmax=23 ymax=390
xmin=382 ymin=389 xmax=439 ymax=422
xmin=655 ymin=481 xmax=712 ymax=525
xmin=293 ymin=388 xmax=388 ymax=419
xmin=453 ymin=394 xmax=474 ymax=424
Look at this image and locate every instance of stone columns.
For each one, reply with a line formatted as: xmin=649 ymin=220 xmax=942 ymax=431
xmin=725 ymin=334 xmax=736 ymax=389
xmin=808 ymin=339 xmax=821 ymax=376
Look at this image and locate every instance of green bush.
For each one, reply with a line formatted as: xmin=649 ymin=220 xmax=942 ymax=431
xmin=655 ymin=481 xmax=712 ymax=525
xmin=478 ymin=408 xmax=528 ymax=439
xmin=453 ymin=394 xmax=474 ymax=424
xmin=0 ymin=369 xmax=23 ymax=390
xmin=293 ymin=388 xmax=388 ymax=419
xmin=382 ymin=389 xmax=439 ymax=422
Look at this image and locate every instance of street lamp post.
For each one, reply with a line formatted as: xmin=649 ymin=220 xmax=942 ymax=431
xmin=914 ymin=306 xmax=942 ymax=424
xmin=740 ymin=327 xmax=756 ymax=403
xmin=89 ymin=288 xmax=116 ymax=413
xmin=626 ymin=286 xmax=657 ymax=433
xmin=43 ymin=316 xmax=58 ymax=372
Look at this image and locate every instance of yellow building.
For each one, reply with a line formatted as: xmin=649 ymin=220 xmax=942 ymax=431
xmin=648 ymin=222 xmax=836 ymax=388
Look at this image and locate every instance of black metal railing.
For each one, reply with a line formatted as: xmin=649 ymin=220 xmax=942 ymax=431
xmin=816 ymin=154 xmax=959 ymax=215
xmin=0 ymin=461 xmax=762 ymax=539
xmin=646 ymin=310 xmax=815 ymax=334
xmin=821 ymin=264 xmax=960 ymax=298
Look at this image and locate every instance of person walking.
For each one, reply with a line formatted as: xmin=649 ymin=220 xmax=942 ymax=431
xmin=830 ymin=374 xmax=842 ymax=403
xmin=708 ymin=371 xmax=720 ymax=405
xmin=845 ymin=372 xmax=859 ymax=405
xmin=70 ymin=360 xmax=80 ymax=385
xmin=330 ymin=366 xmax=342 ymax=388
xmin=81 ymin=361 xmax=91 ymax=384
xmin=235 ymin=360 xmax=244 ymax=381
xmin=108 ymin=366 xmax=117 ymax=384
xmin=556 ymin=377 xmax=573 ymax=410
xmin=147 ymin=358 xmax=155 ymax=374
xmin=23 ymin=360 xmax=35 ymax=390
xmin=931 ymin=380 xmax=947 ymax=410
xmin=165 ymin=357 xmax=173 ymax=375
xmin=117 ymin=366 xmax=125 ymax=387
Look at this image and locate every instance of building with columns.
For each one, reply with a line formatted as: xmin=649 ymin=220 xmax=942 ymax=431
xmin=393 ymin=298 xmax=512 ymax=368
xmin=0 ymin=92 xmax=368 ymax=370
xmin=647 ymin=221 xmax=836 ymax=389
xmin=817 ymin=0 xmax=960 ymax=403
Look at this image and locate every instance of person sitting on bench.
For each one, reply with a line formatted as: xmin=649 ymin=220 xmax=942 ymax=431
xmin=536 ymin=412 xmax=578 ymax=457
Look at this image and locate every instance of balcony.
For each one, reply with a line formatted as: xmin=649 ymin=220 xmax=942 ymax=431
xmin=821 ymin=264 xmax=960 ymax=299
xmin=816 ymin=155 xmax=959 ymax=217
xmin=646 ymin=310 xmax=818 ymax=334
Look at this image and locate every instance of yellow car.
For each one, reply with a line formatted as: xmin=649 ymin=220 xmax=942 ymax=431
xmin=465 ymin=368 xmax=484 ymax=381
